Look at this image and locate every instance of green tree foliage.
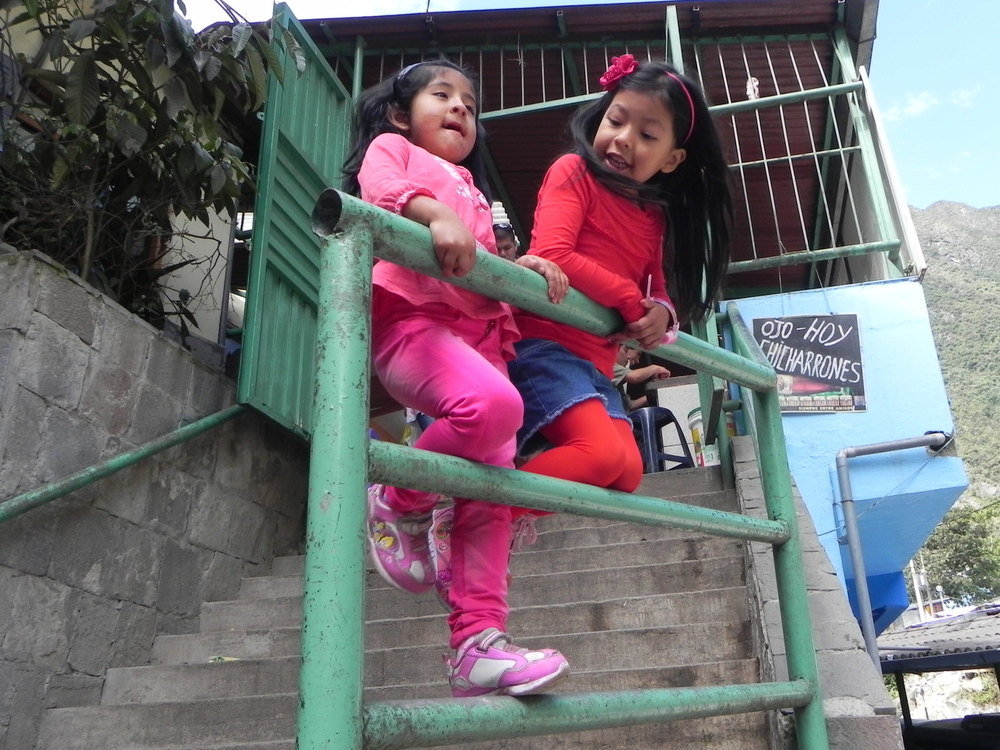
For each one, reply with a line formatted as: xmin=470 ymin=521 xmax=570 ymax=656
xmin=0 ymin=0 xmax=304 ymax=328
xmin=913 ymin=203 xmax=1000 ymax=605
xmin=921 ymin=501 xmax=1000 ymax=605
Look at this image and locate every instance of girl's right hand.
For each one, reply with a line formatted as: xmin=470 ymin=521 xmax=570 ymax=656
xmin=428 ymin=215 xmax=477 ymax=277
xmin=401 ymin=196 xmax=477 ymax=278
xmin=515 ymin=255 xmax=569 ymax=303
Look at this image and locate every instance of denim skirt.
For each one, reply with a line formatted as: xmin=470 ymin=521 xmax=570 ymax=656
xmin=508 ymin=338 xmax=628 ymax=454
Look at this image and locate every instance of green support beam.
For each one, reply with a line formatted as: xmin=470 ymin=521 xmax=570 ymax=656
xmin=0 ymin=406 xmax=245 ymax=525
xmin=296 ymin=214 xmax=373 ymax=750
xmin=369 ymin=441 xmax=789 ymax=545
xmin=313 ymin=189 xmax=775 ymax=391
xmin=364 ymin=681 xmax=813 ymax=750
xmin=729 ymin=240 xmax=900 ymax=275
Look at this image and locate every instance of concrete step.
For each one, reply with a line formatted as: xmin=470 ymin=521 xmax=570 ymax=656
xmin=103 ymin=657 xmax=301 ymax=705
xmin=156 ymin=585 xmax=748 ymax=667
xmin=637 ymin=465 xmax=725 ymax=498
xmin=38 ymin=693 xmax=767 ymax=750
xmin=152 ymin=628 xmax=302 ymax=665
xmin=40 ymin=470 xmax=768 ymax=750
xmin=201 ymin=555 xmax=745 ymax=632
xmin=436 ymin=711 xmax=769 ymax=750
xmin=528 ymin=517 xmax=732 ymax=552
xmin=36 ymin=695 xmax=299 ymax=750
xmin=251 ymin=535 xmax=744 ymax=600
xmin=105 ymin=651 xmax=760 ymax=706
xmin=263 ymin=467 xmax=732 ymax=580
xmin=366 ymin=587 xmax=750 ymax=650
xmin=150 ymin=619 xmax=751 ymax=695
xmin=368 ymin=656 xmax=761 ymax=699
xmin=366 ymin=622 xmax=753 ymax=688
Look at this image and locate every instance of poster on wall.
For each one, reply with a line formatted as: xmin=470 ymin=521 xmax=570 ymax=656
xmin=752 ymin=314 xmax=867 ymax=413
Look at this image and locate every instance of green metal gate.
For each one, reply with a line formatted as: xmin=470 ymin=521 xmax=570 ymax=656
xmin=237 ymin=4 xmax=351 ymax=438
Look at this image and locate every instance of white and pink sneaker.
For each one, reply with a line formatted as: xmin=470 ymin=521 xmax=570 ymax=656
xmin=447 ymin=628 xmax=569 ymax=698
xmin=367 ymin=484 xmax=435 ymax=594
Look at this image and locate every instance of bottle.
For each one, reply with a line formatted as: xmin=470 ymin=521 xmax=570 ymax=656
xmin=687 ymin=408 xmax=720 ymax=467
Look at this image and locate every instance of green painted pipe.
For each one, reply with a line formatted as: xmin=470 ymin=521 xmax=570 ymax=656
xmin=296 ymin=225 xmax=372 ymax=749
xmin=712 ymin=80 xmax=863 ymax=117
xmin=364 ymin=680 xmax=813 ymax=750
xmin=725 ymin=303 xmax=829 ymax=750
xmin=729 ymin=240 xmax=900 ymax=275
xmin=0 ymin=405 xmax=245 ymax=525
xmin=753 ymin=388 xmax=830 ymax=750
xmin=312 ymin=189 xmax=774 ymax=390
xmin=369 ymin=441 xmax=789 ymax=545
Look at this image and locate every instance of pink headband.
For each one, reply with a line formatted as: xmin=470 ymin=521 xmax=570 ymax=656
xmin=599 ymin=55 xmax=696 ymax=145
xmin=665 ymin=71 xmax=696 ymax=145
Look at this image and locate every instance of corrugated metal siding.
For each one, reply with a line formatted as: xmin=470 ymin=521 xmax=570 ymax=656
xmin=238 ymin=7 xmax=350 ymax=438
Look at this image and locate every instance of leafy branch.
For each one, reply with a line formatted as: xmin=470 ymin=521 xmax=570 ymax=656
xmin=0 ymin=0 xmax=304 ymax=329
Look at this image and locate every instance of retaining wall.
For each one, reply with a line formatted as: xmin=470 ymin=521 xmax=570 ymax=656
xmin=0 ymin=250 xmax=309 ymax=750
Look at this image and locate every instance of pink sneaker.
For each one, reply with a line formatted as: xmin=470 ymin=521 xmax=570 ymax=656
xmin=429 ymin=505 xmax=455 ymax=608
xmin=367 ymin=484 xmax=434 ymax=593
xmin=447 ymin=628 xmax=569 ymax=697
xmin=429 ymin=506 xmax=517 ymax=611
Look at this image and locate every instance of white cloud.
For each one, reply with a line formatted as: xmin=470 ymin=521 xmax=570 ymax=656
xmin=882 ymin=91 xmax=939 ymax=122
xmin=949 ymin=86 xmax=982 ymax=108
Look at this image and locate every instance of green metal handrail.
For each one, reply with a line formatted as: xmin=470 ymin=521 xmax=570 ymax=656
xmin=301 ymin=189 xmax=829 ymax=750
xmin=0 ymin=405 xmax=246 ymax=524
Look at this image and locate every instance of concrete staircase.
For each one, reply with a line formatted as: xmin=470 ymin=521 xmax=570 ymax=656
xmin=36 ymin=468 xmax=774 ymax=750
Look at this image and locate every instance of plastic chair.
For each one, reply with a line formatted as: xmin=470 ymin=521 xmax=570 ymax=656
xmin=628 ymin=406 xmax=695 ymax=473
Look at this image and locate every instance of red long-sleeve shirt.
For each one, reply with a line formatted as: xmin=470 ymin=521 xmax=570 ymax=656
xmin=515 ymin=154 xmax=676 ymax=377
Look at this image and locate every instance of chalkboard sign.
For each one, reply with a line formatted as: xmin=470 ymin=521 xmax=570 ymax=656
xmin=752 ymin=314 xmax=866 ymax=413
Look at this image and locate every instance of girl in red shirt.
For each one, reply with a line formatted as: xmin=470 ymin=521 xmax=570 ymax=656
xmin=510 ymin=55 xmax=733 ymax=495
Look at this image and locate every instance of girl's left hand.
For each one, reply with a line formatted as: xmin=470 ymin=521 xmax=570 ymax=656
xmin=515 ymin=255 xmax=569 ymax=303
xmin=621 ymin=298 xmax=673 ymax=350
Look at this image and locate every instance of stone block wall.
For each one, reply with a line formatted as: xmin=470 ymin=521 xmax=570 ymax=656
xmin=733 ymin=437 xmax=904 ymax=750
xmin=0 ymin=251 xmax=309 ymax=750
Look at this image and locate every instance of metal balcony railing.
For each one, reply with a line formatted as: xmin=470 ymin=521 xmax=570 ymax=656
xmin=329 ymin=7 xmax=924 ymax=294
xmin=299 ymin=188 xmax=830 ymax=750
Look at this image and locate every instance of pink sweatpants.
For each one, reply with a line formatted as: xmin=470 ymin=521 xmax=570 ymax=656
xmin=371 ymin=294 xmax=521 ymax=648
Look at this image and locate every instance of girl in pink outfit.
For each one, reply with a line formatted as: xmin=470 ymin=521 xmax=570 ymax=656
xmin=341 ymin=59 xmax=570 ymax=698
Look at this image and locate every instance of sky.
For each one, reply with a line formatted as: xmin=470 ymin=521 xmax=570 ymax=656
xmin=184 ymin=0 xmax=999 ymax=210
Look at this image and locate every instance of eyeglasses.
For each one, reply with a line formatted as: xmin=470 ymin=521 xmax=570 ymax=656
xmin=492 ymin=223 xmax=513 ymax=231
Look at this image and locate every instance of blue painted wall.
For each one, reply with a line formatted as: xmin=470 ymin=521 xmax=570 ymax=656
xmin=729 ymin=278 xmax=967 ymax=630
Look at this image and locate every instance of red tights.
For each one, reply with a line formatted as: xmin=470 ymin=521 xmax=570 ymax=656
xmin=515 ymin=399 xmax=643 ymax=519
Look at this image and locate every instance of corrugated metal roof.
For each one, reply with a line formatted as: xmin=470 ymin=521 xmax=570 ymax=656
xmin=879 ymin=604 xmax=1000 ymax=673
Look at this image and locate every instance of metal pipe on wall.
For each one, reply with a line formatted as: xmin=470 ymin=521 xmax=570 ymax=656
xmin=835 ymin=431 xmax=950 ymax=668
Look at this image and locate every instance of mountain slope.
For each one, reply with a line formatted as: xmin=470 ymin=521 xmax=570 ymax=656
xmin=911 ymin=201 xmax=1000 ymax=495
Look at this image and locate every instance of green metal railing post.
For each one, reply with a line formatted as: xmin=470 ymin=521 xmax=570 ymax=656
xmin=754 ymin=388 xmax=830 ymax=749
xmin=727 ymin=303 xmax=829 ymax=750
xmin=299 ymin=193 xmax=829 ymax=750
xmin=296 ymin=204 xmax=374 ymax=750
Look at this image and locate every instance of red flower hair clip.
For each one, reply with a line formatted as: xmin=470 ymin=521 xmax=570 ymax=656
xmin=599 ymin=54 xmax=639 ymax=91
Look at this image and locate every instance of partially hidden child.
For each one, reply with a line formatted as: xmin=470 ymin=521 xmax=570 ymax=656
xmin=341 ymin=59 xmax=571 ymax=698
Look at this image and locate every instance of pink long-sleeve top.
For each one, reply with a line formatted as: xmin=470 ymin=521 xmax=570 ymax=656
xmin=357 ymin=133 xmax=518 ymax=355
xmin=515 ymin=154 xmax=677 ymax=378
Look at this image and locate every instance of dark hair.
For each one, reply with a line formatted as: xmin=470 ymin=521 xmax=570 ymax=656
xmin=492 ymin=224 xmax=516 ymax=241
xmin=342 ymin=59 xmax=492 ymax=202
xmin=567 ymin=60 xmax=732 ymax=323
